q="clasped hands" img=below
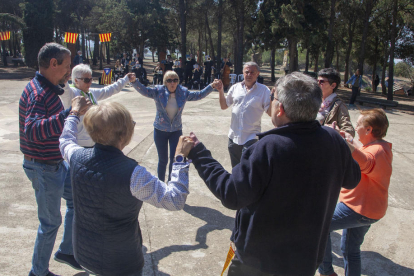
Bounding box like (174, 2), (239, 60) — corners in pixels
(175, 132), (200, 158)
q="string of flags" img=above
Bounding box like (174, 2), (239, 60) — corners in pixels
(64, 32), (112, 44)
(0, 31), (11, 41)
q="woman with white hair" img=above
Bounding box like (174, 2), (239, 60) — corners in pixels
(61, 64), (135, 147)
(59, 101), (193, 276)
(131, 70), (221, 182)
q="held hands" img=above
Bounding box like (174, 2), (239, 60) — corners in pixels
(175, 136), (195, 158)
(127, 73), (136, 83)
(71, 96), (92, 116)
(212, 79), (223, 91)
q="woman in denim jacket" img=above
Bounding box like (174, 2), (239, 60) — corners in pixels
(131, 70), (221, 181)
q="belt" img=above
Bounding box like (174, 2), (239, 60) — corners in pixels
(24, 155), (63, 165)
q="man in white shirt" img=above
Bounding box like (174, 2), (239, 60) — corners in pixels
(218, 62), (271, 167)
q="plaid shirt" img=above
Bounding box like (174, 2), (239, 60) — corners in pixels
(19, 72), (70, 160)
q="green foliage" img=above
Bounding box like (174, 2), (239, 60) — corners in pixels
(22, 0), (55, 68)
(394, 61), (414, 79)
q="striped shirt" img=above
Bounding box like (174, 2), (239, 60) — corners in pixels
(19, 72), (70, 160)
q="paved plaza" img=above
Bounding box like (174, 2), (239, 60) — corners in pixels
(0, 78), (413, 276)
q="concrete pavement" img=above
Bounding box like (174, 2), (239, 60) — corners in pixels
(0, 79), (413, 276)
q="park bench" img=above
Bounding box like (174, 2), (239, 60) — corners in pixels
(356, 96), (398, 110)
(12, 58), (25, 66)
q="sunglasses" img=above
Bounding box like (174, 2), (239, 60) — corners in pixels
(166, 78), (179, 83)
(270, 93), (279, 102)
(77, 78), (93, 84)
(318, 79), (328, 85)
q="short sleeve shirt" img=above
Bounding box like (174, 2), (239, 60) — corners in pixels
(226, 81), (271, 145)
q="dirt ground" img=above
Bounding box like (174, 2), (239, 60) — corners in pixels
(2, 59), (414, 115)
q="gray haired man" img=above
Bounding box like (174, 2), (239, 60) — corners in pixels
(217, 62), (271, 167)
(186, 72), (360, 276)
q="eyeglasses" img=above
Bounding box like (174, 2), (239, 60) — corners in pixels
(270, 93), (279, 102)
(166, 79), (179, 83)
(77, 78), (93, 84)
(318, 79), (328, 85)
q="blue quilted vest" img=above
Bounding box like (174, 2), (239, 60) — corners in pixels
(70, 143), (144, 275)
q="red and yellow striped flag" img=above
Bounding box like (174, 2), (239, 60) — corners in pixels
(101, 68), (112, 85)
(99, 33), (111, 43)
(0, 31), (11, 41)
(64, 32), (78, 44)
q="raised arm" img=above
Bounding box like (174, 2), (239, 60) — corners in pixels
(91, 74), (133, 101)
(186, 83), (214, 101)
(216, 79), (228, 110)
(131, 77), (158, 99)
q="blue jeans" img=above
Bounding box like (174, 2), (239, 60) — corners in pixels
(23, 159), (74, 276)
(153, 128), (182, 182)
(319, 202), (378, 276)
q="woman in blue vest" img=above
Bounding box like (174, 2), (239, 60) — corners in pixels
(131, 70), (220, 181)
(59, 101), (194, 276)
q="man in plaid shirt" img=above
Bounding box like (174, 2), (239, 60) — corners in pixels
(19, 42), (89, 276)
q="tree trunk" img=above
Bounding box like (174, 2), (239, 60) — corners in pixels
(216, 0), (223, 73)
(99, 42), (103, 70)
(179, 0), (186, 69)
(324, 0), (336, 68)
(288, 37), (298, 72)
(357, 0), (375, 75)
(305, 47), (309, 73)
(381, 45), (389, 95)
(344, 19), (355, 83)
(314, 51), (319, 73)
(335, 42), (340, 70)
(205, 9), (215, 64)
(93, 34), (99, 66)
(106, 43), (110, 64)
(235, 0), (244, 75)
(81, 22), (85, 62)
(387, 0), (398, 101)
(271, 48), (276, 82)
(371, 36), (379, 91)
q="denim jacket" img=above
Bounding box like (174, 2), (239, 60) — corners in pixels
(132, 81), (213, 132)
(346, 74), (362, 88)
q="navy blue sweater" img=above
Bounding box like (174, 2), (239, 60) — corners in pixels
(188, 121), (361, 276)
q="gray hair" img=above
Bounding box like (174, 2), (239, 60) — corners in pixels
(243, 62), (260, 72)
(275, 72), (322, 122)
(72, 64), (93, 84)
(38, 43), (71, 69)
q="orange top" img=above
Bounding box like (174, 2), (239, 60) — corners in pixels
(339, 140), (393, 220)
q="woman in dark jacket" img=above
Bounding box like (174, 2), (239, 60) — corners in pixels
(59, 100), (194, 276)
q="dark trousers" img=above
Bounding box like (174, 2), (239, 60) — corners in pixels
(154, 128), (182, 182)
(185, 71), (193, 85)
(228, 256), (276, 276)
(204, 72), (211, 85)
(349, 86), (359, 104)
(228, 138), (258, 168)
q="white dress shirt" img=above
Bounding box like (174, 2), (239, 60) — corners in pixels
(226, 81), (271, 145)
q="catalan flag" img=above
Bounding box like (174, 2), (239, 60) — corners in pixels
(101, 68), (112, 85)
(64, 32), (78, 44)
(99, 33), (111, 43)
(0, 31), (11, 41)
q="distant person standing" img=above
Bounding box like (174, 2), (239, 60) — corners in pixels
(165, 55), (174, 72)
(19, 42), (90, 276)
(346, 69), (362, 107)
(204, 55), (213, 86)
(374, 74), (380, 93)
(136, 52), (143, 67)
(2, 50), (9, 66)
(73, 51), (83, 66)
(121, 53), (130, 74)
(184, 54), (196, 86)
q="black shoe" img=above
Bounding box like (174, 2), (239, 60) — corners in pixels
(54, 252), (83, 271)
(29, 271), (61, 276)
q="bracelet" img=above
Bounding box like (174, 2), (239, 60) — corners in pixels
(69, 110), (80, 117)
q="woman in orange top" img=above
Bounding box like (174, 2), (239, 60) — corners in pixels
(319, 108), (392, 276)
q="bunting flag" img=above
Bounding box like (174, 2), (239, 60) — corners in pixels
(220, 243), (235, 276)
(64, 32), (78, 44)
(101, 68), (112, 85)
(0, 31), (11, 41)
(99, 33), (111, 43)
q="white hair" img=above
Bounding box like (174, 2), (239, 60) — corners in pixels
(72, 64), (92, 84)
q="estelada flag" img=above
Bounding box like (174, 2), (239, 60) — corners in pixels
(0, 31), (11, 41)
(64, 32), (78, 44)
(99, 33), (111, 43)
(101, 68), (112, 85)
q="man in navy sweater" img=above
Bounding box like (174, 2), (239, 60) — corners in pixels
(185, 72), (361, 276)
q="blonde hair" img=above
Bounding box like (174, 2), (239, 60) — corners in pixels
(163, 71), (179, 86)
(83, 102), (135, 148)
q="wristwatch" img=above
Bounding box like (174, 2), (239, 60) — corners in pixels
(69, 110), (80, 117)
(174, 154), (186, 163)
